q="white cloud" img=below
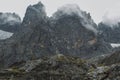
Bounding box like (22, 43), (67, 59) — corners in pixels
(52, 4), (98, 34)
(1, 13), (20, 22)
(0, 13), (21, 26)
(102, 12), (120, 27)
(102, 2), (120, 26)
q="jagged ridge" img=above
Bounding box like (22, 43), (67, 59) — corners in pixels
(0, 2), (112, 68)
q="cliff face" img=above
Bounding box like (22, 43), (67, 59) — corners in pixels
(0, 2), (112, 68)
(100, 50), (120, 65)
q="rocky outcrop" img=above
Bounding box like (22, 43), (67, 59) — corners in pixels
(0, 2), (112, 68)
(100, 50), (120, 65)
(0, 54), (89, 80)
(0, 54), (119, 80)
(87, 64), (120, 80)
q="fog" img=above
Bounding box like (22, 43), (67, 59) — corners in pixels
(52, 4), (98, 34)
(0, 13), (21, 25)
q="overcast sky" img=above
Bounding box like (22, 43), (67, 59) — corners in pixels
(0, 0), (120, 24)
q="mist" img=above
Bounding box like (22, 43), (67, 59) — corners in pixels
(0, 13), (21, 25)
(102, 12), (120, 27)
(53, 4), (98, 34)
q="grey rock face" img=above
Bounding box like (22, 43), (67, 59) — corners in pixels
(87, 64), (120, 80)
(22, 2), (47, 27)
(50, 12), (111, 58)
(0, 13), (21, 33)
(0, 2), (54, 68)
(0, 2), (112, 68)
(100, 50), (120, 65)
(98, 22), (120, 43)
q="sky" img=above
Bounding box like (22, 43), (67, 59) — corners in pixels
(0, 0), (120, 24)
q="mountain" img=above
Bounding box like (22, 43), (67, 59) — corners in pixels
(0, 13), (21, 33)
(98, 22), (120, 43)
(97, 16), (120, 67)
(0, 2), (112, 68)
(49, 4), (112, 58)
(0, 13), (21, 40)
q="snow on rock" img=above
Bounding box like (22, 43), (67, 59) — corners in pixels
(0, 30), (13, 40)
(111, 43), (120, 48)
(0, 13), (21, 25)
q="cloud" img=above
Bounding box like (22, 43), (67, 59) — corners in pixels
(0, 13), (21, 25)
(52, 4), (98, 34)
(102, 12), (120, 27)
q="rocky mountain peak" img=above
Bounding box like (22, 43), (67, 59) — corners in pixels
(22, 2), (47, 26)
(52, 4), (98, 34)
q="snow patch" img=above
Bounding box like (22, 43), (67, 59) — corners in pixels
(111, 43), (120, 48)
(0, 30), (13, 40)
